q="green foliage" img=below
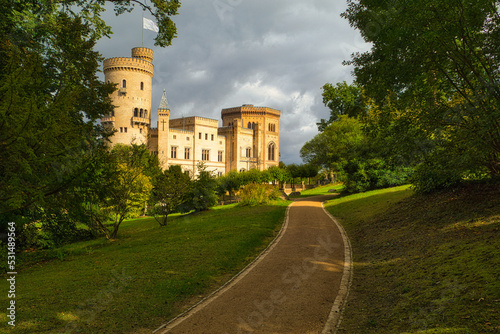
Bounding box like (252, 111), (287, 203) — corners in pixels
(0, 14), (115, 215)
(0, 0), (180, 240)
(342, 158), (412, 194)
(189, 163), (219, 212)
(301, 116), (411, 193)
(217, 171), (242, 197)
(149, 165), (192, 226)
(318, 81), (366, 131)
(268, 166), (291, 187)
(64, 144), (155, 239)
(239, 183), (282, 206)
(341, 0), (500, 190)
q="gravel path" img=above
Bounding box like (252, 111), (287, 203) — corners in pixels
(155, 195), (351, 334)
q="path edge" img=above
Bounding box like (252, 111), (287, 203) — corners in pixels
(153, 202), (293, 334)
(321, 203), (353, 334)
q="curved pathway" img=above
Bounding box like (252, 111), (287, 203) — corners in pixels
(154, 195), (352, 334)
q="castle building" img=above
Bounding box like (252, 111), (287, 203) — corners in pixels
(101, 47), (280, 176)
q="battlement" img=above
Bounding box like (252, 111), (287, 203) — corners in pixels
(103, 57), (154, 76)
(221, 105), (281, 118)
(132, 47), (153, 62)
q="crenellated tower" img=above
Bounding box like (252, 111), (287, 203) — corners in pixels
(101, 47), (154, 146)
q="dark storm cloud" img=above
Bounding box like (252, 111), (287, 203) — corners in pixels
(95, 0), (370, 164)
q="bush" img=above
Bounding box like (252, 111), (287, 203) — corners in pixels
(239, 183), (282, 206)
(342, 158), (411, 193)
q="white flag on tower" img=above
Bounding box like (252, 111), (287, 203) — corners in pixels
(143, 17), (159, 33)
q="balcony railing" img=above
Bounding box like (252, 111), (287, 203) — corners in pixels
(101, 116), (115, 123)
(132, 117), (150, 125)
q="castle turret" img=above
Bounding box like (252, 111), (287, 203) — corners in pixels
(101, 47), (154, 146)
(157, 90), (170, 168)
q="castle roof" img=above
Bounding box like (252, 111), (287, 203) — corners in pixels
(159, 90), (170, 109)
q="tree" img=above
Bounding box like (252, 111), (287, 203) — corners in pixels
(104, 162), (152, 238)
(217, 171), (242, 199)
(189, 163), (219, 212)
(342, 0), (500, 189)
(302, 163), (319, 185)
(301, 116), (365, 171)
(149, 165), (192, 227)
(0, 0), (180, 217)
(268, 166), (291, 189)
(286, 164), (301, 187)
(318, 82), (366, 131)
(301, 116), (411, 193)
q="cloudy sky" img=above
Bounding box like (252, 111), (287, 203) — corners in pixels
(95, 0), (370, 164)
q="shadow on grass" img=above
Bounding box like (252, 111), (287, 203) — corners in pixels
(328, 184), (500, 333)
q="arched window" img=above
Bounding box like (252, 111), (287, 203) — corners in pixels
(140, 109), (143, 117)
(140, 82), (144, 90)
(134, 108), (138, 117)
(252, 122), (256, 129)
(247, 122), (252, 129)
(122, 79), (126, 88)
(246, 147), (251, 158)
(144, 110), (148, 118)
(268, 142), (276, 161)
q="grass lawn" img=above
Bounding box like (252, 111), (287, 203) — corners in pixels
(289, 183), (344, 198)
(324, 184), (500, 333)
(0, 201), (290, 334)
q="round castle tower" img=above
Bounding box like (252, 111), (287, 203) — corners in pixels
(101, 47), (154, 146)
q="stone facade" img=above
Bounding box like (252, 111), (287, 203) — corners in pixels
(101, 48), (280, 176)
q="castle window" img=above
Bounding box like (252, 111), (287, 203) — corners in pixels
(173, 135), (177, 139)
(246, 148), (251, 158)
(122, 80), (126, 88)
(134, 108), (138, 117)
(252, 122), (256, 129)
(111, 110), (115, 117)
(171, 146), (177, 159)
(144, 110), (147, 118)
(247, 122), (252, 128)
(240, 168), (246, 172)
(140, 109), (143, 117)
(268, 143), (276, 161)
(218, 151), (223, 162)
(140, 82), (144, 90)
(120, 127), (123, 133)
(199, 132), (202, 139)
(202, 149), (210, 161)
(211, 134), (214, 141)
(268, 123), (276, 132)
(205, 133), (208, 140)
(185, 147), (190, 160)
(124, 127), (127, 133)
(186, 137), (190, 141)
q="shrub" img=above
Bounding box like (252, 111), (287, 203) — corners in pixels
(239, 183), (282, 206)
(342, 158), (412, 193)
